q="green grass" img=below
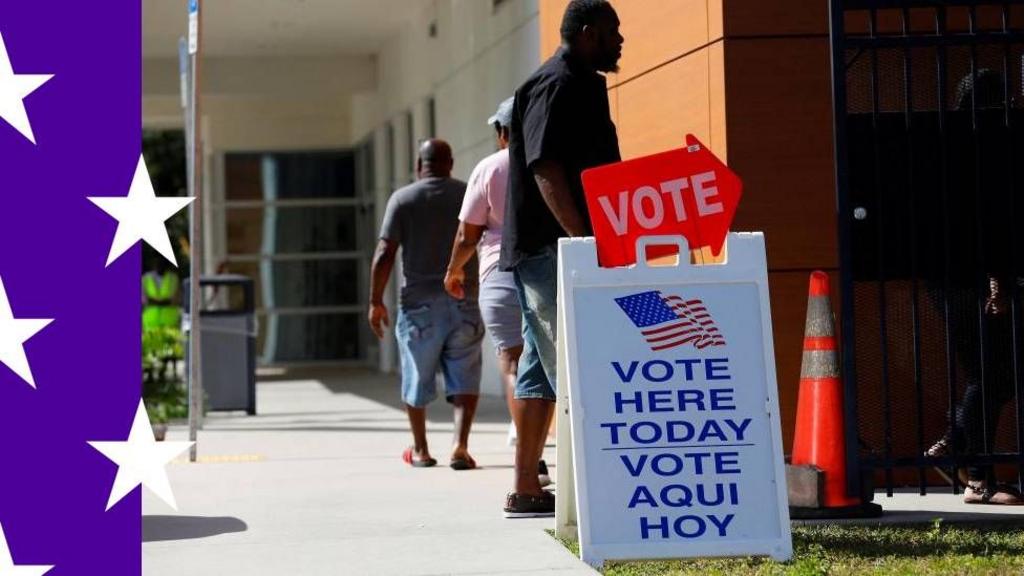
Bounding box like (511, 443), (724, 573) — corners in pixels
(550, 521), (1024, 575)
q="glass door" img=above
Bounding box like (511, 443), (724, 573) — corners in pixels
(220, 150), (375, 363)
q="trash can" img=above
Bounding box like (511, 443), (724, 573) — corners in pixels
(183, 274), (257, 415)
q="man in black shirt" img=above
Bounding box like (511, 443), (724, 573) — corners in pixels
(500, 0), (622, 518)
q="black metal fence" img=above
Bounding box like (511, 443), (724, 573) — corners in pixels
(830, 1), (1024, 498)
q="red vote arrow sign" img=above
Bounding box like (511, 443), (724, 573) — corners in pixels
(582, 134), (742, 268)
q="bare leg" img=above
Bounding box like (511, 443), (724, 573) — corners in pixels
(405, 404), (433, 463)
(513, 398), (553, 496)
(497, 345), (524, 426)
(451, 394), (479, 465)
(536, 401), (555, 463)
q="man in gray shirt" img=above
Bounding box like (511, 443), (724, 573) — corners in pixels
(369, 139), (484, 469)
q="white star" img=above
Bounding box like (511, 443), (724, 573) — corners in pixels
(0, 31), (53, 144)
(88, 155), (194, 267)
(88, 400), (193, 512)
(0, 277), (52, 389)
(0, 522), (53, 575)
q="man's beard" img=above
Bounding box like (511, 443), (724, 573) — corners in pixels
(598, 59), (620, 74)
(596, 48), (621, 73)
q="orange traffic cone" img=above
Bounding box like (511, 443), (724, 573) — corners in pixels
(789, 271), (881, 518)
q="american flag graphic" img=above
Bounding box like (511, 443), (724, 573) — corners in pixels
(615, 290), (726, 351)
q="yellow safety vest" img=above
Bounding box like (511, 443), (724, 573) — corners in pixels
(142, 272), (181, 331)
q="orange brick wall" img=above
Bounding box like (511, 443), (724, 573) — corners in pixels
(542, 0), (728, 159)
(539, 0), (837, 451)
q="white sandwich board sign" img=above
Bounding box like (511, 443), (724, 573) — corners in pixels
(558, 233), (792, 568)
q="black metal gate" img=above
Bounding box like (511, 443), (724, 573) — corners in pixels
(830, 1), (1024, 498)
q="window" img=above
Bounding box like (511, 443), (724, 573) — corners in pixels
(386, 122), (396, 189)
(225, 152), (355, 200)
(426, 97), (436, 138)
(221, 150), (375, 363)
(405, 110), (416, 181)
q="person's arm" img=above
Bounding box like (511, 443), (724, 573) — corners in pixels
(368, 238), (398, 339)
(445, 222), (486, 300)
(985, 274), (1007, 316)
(532, 159), (588, 237)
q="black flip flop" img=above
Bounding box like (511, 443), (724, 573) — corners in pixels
(449, 457), (476, 471)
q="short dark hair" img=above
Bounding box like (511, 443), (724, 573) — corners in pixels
(560, 0), (612, 44)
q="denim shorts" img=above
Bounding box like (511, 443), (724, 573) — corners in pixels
(396, 294), (485, 407)
(479, 270), (524, 353)
(512, 245), (558, 402)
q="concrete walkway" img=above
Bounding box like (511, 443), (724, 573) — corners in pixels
(142, 368), (1024, 574)
(142, 368), (595, 576)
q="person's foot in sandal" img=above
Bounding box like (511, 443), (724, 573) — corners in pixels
(964, 480), (1024, 505)
(402, 446), (437, 468)
(449, 447), (477, 471)
(925, 434), (969, 486)
(503, 491), (555, 518)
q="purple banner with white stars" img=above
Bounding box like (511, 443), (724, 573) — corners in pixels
(1, 3), (142, 574)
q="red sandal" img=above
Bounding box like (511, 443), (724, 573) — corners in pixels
(402, 447), (436, 468)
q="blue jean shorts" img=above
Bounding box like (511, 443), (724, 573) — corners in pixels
(396, 294), (485, 408)
(512, 245), (558, 402)
(479, 270), (524, 353)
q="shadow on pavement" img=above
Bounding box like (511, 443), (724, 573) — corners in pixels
(256, 367), (514, 425)
(143, 515), (248, 543)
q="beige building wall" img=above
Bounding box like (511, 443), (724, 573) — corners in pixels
(143, 55), (375, 150)
(351, 0), (541, 180)
(141, 1), (548, 393)
(140, 0), (546, 395)
(353, 0), (543, 393)
(143, 54), (377, 284)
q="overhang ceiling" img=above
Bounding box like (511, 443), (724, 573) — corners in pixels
(144, 0), (426, 58)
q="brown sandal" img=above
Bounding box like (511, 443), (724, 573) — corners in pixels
(964, 481), (1024, 505)
(503, 491), (555, 518)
